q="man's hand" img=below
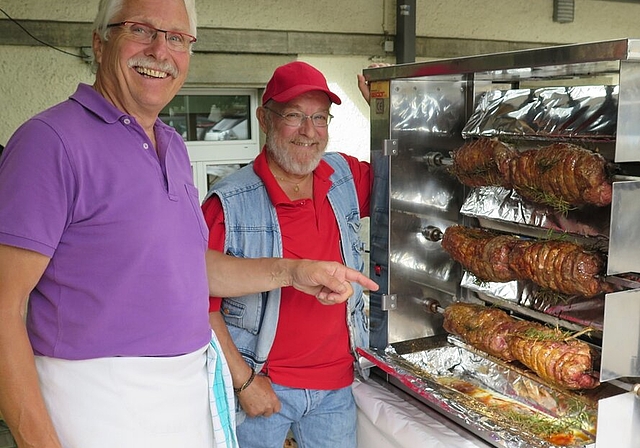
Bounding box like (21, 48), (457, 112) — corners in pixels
(357, 73), (371, 104)
(237, 374), (281, 418)
(290, 260), (379, 305)
(207, 250), (378, 302)
(357, 63), (392, 104)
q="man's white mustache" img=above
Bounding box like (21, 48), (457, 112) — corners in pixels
(128, 57), (178, 78)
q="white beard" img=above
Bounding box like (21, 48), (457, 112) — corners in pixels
(265, 131), (326, 176)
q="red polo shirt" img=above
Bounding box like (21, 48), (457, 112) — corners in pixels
(202, 150), (370, 389)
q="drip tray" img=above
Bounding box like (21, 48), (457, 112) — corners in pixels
(359, 335), (619, 448)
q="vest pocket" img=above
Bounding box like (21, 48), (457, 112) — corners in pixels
(220, 295), (263, 335)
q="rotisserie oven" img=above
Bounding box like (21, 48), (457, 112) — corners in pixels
(362, 38), (640, 448)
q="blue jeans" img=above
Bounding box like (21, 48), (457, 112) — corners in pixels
(236, 383), (356, 448)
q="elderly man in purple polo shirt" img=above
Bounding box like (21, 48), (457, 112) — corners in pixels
(0, 1), (377, 447)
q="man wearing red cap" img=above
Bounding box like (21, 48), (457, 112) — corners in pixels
(202, 61), (372, 448)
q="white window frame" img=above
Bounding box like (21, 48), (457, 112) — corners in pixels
(173, 87), (261, 202)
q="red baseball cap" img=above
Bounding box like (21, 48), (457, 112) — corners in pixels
(262, 61), (342, 106)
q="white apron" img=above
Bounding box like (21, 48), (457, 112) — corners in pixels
(35, 334), (237, 448)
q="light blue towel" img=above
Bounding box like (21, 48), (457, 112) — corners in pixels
(207, 332), (238, 448)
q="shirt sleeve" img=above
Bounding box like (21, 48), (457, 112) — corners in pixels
(340, 153), (372, 218)
(201, 194), (226, 312)
(0, 119), (73, 256)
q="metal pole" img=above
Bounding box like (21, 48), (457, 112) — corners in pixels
(396, 0), (416, 63)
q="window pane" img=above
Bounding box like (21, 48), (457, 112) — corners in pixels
(160, 94), (252, 142)
(206, 163), (246, 191)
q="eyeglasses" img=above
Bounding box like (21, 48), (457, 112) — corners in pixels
(264, 106), (333, 127)
(106, 21), (197, 53)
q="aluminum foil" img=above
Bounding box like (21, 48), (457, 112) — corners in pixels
(460, 271), (519, 303)
(358, 336), (600, 448)
(460, 186), (611, 238)
(391, 83), (463, 136)
(458, 184), (611, 330)
(460, 271), (605, 331)
(461, 86), (618, 140)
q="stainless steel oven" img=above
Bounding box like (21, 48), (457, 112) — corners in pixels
(361, 38), (640, 448)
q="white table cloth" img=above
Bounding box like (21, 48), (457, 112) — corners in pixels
(353, 378), (492, 448)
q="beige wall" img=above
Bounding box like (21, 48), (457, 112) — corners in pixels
(2, 0), (640, 154)
(5, 1), (640, 41)
(4, 0), (640, 41)
(1, 46), (95, 144)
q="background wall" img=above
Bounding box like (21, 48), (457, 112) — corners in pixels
(1, 0), (640, 159)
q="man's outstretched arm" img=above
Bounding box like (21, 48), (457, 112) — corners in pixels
(206, 249), (378, 303)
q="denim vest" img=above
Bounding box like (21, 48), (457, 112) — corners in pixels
(207, 152), (369, 378)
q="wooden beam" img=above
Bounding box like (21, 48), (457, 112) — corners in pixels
(0, 19), (552, 59)
(0, 19), (93, 47)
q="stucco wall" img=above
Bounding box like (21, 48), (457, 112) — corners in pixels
(2, 0), (640, 154)
(4, 1), (640, 41)
(0, 46), (95, 143)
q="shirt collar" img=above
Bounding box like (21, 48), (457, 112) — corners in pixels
(70, 83), (173, 133)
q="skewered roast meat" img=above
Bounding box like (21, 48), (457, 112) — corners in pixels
(441, 301), (529, 360)
(443, 302), (599, 390)
(509, 239), (606, 297)
(508, 322), (599, 390)
(449, 138), (612, 208)
(440, 226), (518, 283)
(441, 225), (608, 297)
(450, 138), (516, 188)
(508, 143), (612, 207)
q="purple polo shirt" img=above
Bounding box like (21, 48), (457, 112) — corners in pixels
(0, 84), (211, 359)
